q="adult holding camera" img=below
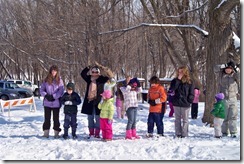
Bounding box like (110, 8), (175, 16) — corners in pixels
(214, 60), (240, 138)
(80, 62), (114, 139)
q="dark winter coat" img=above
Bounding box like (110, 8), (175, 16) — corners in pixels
(80, 67), (109, 115)
(210, 100), (226, 119)
(60, 92), (82, 114)
(169, 78), (194, 107)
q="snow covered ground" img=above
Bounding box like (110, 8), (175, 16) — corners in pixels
(0, 97), (240, 160)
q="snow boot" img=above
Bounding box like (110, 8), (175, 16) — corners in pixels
(63, 129), (69, 140)
(146, 133), (153, 138)
(72, 129), (77, 139)
(95, 128), (101, 138)
(125, 129), (133, 139)
(87, 128), (94, 139)
(132, 129), (140, 139)
(54, 130), (60, 139)
(43, 130), (49, 138)
(89, 128), (94, 136)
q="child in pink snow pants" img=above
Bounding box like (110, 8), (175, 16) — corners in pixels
(98, 90), (115, 141)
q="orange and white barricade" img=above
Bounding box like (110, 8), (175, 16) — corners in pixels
(0, 96), (36, 117)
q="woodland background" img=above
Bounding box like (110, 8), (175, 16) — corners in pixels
(0, 0), (241, 125)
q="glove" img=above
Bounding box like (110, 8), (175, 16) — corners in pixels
(108, 119), (112, 124)
(64, 101), (73, 105)
(155, 98), (161, 104)
(148, 99), (156, 106)
(45, 94), (55, 102)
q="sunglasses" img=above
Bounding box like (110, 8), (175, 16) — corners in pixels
(92, 71), (99, 74)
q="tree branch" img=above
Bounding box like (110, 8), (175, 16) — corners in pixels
(99, 23), (209, 37)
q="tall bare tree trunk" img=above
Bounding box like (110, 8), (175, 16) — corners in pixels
(202, 0), (239, 125)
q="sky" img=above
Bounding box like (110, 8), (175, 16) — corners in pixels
(0, 96), (240, 161)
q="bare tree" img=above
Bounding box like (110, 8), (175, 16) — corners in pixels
(202, 0), (240, 126)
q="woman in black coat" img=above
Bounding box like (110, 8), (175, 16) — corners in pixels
(80, 63), (113, 139)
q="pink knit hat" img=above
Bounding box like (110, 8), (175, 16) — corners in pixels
(100, 90), (112, 99)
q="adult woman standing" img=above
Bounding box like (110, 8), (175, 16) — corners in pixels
(40, 65), (64, 138)
(80, 62), (114, 139)
(168, 66), (194, 138)
(214, 61), (240, 138)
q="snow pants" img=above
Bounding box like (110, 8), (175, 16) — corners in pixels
(174, 106), (190, 137)
(221, 99), (238, 135)
(213, 117), (224, 137)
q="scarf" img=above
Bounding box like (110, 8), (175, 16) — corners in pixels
(88, 76), (98, 101)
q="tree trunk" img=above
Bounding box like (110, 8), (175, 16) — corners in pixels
(202, 0), (239, 125)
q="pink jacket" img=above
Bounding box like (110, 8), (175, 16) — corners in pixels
(193, 89), (200, 103)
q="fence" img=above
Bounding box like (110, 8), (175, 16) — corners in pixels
(0, 96), (36, 117)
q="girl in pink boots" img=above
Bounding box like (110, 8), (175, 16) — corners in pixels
(120, 76), (142, 139)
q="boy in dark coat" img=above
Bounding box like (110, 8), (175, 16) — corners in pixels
(60, 82), (81, 139)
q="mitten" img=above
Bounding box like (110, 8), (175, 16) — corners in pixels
(135, 78), (140, 87)
(108, 119), (112, 124)
(155, 98), (161, 104)
(132, 82), (138, 88)
(45, 94), (55, 102)
(64, 101), (73, 105)
(148, 99), (156, 106)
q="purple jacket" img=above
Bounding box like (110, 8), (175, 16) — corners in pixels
(40, 79), (64, 108)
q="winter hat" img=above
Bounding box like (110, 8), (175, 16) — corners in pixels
(100, 90), (112, 99)
(215, 93), (224, 101)
(66, 82), (75, 90)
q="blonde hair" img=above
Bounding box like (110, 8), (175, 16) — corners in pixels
(176, 66), (192, 84)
